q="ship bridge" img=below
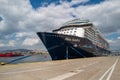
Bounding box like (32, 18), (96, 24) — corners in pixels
(52, 18), (93, 38)
(53, 18), (93, 32)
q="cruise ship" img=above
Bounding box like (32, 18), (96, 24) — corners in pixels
(37, 19), (110, 60)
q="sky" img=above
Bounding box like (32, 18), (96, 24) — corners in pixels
(0, 0), (120, 51)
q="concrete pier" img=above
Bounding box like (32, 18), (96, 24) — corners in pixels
(0, 56), (120, 80)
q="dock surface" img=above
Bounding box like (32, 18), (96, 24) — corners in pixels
(0, 56), (120, 80)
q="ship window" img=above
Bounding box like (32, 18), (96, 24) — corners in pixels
(73, 33), (76, 36)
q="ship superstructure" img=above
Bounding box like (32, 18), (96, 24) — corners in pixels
(37, 19), (110, 60)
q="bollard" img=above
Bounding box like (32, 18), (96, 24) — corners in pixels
(1, 62), (6, 65)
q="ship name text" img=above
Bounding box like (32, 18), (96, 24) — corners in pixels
(65, 38), (80, 42)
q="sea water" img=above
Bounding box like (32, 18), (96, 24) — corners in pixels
(0, 54), (51, 64)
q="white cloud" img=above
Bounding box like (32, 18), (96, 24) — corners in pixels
(109, 39), (120, 50)
(15, 32), (27, 37)
(8, 40), (16, 47)
(117, 37), (120, 40)
(70, 0), (89, 5)
(0, 0), (32, 34)
(15, 32), (33, 38)
(0, 40), (16, 47)
(0, 20), (5, 31)
(0, 41), (5, 47)
(22, 38), (39, 46)
(107, 39), (115, 44)
(0, 0), (120, 50)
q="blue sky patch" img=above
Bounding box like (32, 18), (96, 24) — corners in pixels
(30, 0), (62, 9)
(106, 33), (120, 40)
(30, 0), (105, 9)
(85, 0), (105, 5)
(71, 0), (105, 7)
(0, 16), (2, 22)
